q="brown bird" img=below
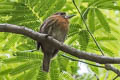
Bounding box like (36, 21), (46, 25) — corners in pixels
(37, 12), (75, 72)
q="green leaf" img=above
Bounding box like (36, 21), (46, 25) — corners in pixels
(95, 0), (117, 6)
(78, 30), (89, 50)
(0, 33), (9, 42)
(24, 68), (38, 80)
(69, 61), (78, 75)
(95, 36), (117, 41)
(98, 5), (120, 10)
(50, 59), (60, 80)
(10, 60), (40, 75)
(57, 54), (69, 71)
(88, 8), (95, 33)
(0, 2), (40, 28)
(0, 68), (13, 75)
(43, 0), (66, 20)
(59, 72), (74, 80)
(95, 9), (110, 32)
(69, 24), (81, 36)
(88, 44), (114, 56)
(37, 66), (48, 80)
(100, 46), (115, 56)
(2, 34), (19, 51)
(82, 7), (90, 21)
(14, 51), (43, 59)
(89, 65), (99, 74)
(66, 34), (78, 45)
(15, 73), (25, 80)
(3, 57), (27, 64)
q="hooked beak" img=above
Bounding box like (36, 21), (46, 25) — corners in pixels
(65, 14), (75, 19)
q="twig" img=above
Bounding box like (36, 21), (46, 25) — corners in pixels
(94, 74), (99, 80)
(112, 75), (119, 80)
(104, 71), (109, 80)
(105, 64), (120, 77)
(72, 0), (104, 56)
(61, 54), (105, 68)
(72, 0), (120, 78)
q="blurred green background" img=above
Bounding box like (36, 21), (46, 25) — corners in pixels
(0, 0), (120, 80)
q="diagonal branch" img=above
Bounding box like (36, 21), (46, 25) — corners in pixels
(61, 54), (105, 68)
(72, 0), (104, 56)
(1, 23), (120, 76)
(0, 24), (120, 75)
(0, 23), (120, 64)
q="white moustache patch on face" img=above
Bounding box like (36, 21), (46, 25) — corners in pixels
(65, 15), (75, 19)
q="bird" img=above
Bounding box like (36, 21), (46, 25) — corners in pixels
(37, 12), (75, 72)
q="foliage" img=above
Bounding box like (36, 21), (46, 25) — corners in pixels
(0, 0), (120, 80)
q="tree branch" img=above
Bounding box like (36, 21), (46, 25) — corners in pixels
(1, 24), (120, 76)
(0, 24), (120, 64)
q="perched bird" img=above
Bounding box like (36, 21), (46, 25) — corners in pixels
(37, 12), (75, 72)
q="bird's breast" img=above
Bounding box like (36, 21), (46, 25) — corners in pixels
(52, 15), (69, 31)
(52, 19), (69, 42)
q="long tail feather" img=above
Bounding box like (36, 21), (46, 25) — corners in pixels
(42, 54), (51, 72)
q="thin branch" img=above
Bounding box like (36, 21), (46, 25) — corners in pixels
(105, 64), (120, 76)
(61, 54), (105, 68)
(113, 75), (119, 80)
(104, 71), (109, 80)
(72, 0), (104, 56)
(94, 74), (99, 80)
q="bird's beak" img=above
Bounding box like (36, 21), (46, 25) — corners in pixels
(65, 14), (75, 19)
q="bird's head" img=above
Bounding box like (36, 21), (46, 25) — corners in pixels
(54, 12), (75, 19)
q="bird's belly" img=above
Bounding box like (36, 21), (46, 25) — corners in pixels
(42, 27), (67, 55)
(52, 28), (67, 42)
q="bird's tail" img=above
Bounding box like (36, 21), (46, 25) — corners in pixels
(43, 54), (51, 72)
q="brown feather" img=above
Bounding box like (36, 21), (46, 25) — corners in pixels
(37, 12), (70, 72)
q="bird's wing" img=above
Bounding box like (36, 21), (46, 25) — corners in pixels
(40, 17), (57, 34)
(37, 17), (57, 50)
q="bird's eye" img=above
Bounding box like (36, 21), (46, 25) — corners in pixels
(60, 13), (66, 15)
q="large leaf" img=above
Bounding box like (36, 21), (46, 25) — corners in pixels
(2, 57), (27, 64)
(98, 5), (120, 10)
(95, 9), (110, 32)
(2, 34), (19, 51)
(10, 60), (40, 75)
(68, 24), (81, 37)
(42, 0), (66, 20)
(50, 59), (60, 80)
(78, 30), (89, 50)
(14, 51), (43, 60)
(57, 54), (69, 71)
(59, 72), (74, 80)
(88, 8), (95, 33)
(89, 0), (117, 6)
(24, 68), (38, 80)
(37, 66), (48, 80)
(0, 68), (13, 75)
